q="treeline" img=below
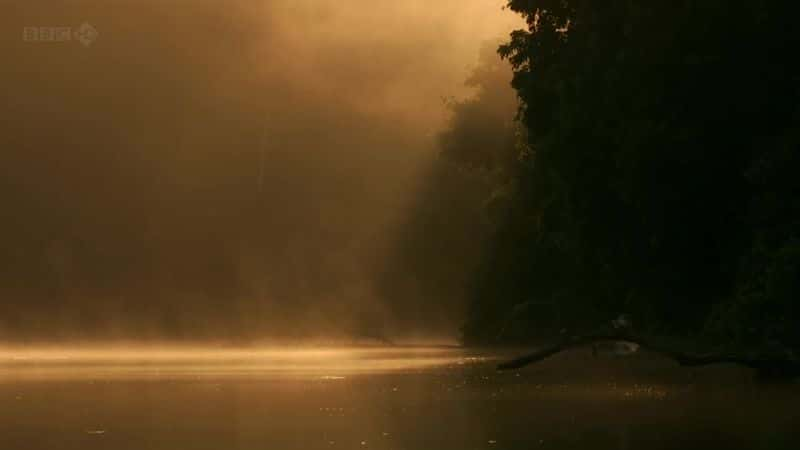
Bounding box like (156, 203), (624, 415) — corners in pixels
(394, 1), (800, 347)
(376, 43), (519, 336)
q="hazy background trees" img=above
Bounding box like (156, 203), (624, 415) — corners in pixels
(0, 0), (521, 342)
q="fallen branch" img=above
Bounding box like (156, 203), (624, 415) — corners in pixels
(497, 325), (800, 378)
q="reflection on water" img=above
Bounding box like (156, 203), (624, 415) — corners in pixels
(0, 347), (798, 450)
(0, 347), (478, 380)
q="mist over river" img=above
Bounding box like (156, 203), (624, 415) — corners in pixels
(1, 347), (798, 450)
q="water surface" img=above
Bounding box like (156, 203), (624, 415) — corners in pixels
(1, 347), (798, 449)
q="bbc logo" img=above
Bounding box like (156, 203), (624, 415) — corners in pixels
(23, 27), (72, 42)
(23, 23), (98, 47)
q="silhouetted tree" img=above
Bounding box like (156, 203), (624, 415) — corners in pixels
(461, 1), (800, 347)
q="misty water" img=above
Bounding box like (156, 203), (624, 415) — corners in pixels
(1, 347), (799, 450)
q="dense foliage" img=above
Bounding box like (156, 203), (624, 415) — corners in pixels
(458, 1), (800, 346)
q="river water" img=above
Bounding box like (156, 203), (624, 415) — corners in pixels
(0, 346), (798, 449)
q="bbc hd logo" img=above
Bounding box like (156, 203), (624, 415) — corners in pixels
(23, 22), (99, 47)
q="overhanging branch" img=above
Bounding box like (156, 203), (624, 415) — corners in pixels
(497, 326), (800, 378)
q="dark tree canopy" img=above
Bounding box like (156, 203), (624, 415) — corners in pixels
(459, 1), (800, 347)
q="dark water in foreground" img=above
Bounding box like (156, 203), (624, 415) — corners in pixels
(1, 347), (798, 450)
